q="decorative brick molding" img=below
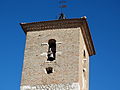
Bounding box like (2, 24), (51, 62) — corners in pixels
(21, 83), (80, 90)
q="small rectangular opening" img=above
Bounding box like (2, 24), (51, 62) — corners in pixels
(46, 67), (53, 74)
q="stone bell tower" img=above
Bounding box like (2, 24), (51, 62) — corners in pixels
(20, 16), (95, 90)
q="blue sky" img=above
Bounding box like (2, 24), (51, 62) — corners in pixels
(0, 0), (120, 90)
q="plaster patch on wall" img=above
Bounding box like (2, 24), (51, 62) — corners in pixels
(40, 52), (62, 57)
(40, 52), (47, 56)
(21, 83), (80, 90)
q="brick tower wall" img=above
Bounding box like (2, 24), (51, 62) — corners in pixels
(20, 27), (89, 90)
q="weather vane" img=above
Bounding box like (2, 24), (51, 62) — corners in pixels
(58, 0), (67, 19)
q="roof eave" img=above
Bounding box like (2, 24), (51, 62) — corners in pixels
(20, 18), (96, 56)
